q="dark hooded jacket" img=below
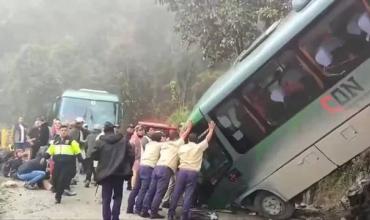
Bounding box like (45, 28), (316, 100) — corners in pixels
(17, 154), (47, 175)
(91, 132), (133, 183)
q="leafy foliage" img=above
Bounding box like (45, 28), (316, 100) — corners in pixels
(157, 0), (290, 63)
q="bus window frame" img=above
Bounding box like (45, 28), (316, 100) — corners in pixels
(298, 0), (369, 79)
(295, 54), (324, 89)
(217, 44), (325, 154)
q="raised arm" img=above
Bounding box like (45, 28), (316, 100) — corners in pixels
(205, 121), (216, 143)
(180, 121), (193, 140)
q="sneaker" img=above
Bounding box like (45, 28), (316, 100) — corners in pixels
(64, 189), (77, 196)
(150, 213), (165, 219)
(55, 198), (61, 204)
(84, 180), (90, 188)
(139, 211), (150, 218)
(24, 183), (37, 190)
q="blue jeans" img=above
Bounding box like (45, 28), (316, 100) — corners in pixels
(17, 170), (46, 185)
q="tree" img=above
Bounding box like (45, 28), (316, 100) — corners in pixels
(157, 0), (290, 64)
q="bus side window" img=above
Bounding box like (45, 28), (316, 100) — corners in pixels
(299, 0), (370, 83)
(242, 50), (322, 130)
(212, 98), (266, 154)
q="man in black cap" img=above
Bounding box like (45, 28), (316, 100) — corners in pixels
(91, 121), (134, 220)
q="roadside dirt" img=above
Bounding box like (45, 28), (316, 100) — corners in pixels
(0, 176), (263, 220)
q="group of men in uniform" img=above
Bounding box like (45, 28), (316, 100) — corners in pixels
(127, 121), (215, 220)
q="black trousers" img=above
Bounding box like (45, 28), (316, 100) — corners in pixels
(101, 175), (124, 220)
(85, 158), (95, 182)
(53, 160), (74, 201)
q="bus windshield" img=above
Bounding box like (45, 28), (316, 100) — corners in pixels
(59, 97), (118, 127)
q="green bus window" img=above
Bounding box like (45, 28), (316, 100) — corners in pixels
(242, 50), (322, 128)
(211, 98), (266, 154)
(300, 0), (370, 82)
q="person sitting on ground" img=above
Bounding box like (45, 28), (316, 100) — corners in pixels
(17, 151), (47, 190)
(3, 150), (26, 178)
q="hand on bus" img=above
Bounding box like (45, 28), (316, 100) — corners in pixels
(208, 121), (216, 130)
(205, 121), (216, 143)
(180, 121), (193, 139)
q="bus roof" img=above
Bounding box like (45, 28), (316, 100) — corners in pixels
(190, 0), (335, 123)
(62, 89), (120, 102)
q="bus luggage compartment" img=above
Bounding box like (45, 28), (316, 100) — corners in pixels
(256, 145), (336, 201)
(316, 106), (370, 166)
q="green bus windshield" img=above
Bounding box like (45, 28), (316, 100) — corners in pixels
(58, 97), (119, 127)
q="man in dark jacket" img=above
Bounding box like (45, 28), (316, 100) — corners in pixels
(91, 122), (134, 220)
(84, 124), (102, 187)
(17, 152), (47, 190)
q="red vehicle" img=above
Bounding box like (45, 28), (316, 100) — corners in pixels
(137, 121), (177, 137)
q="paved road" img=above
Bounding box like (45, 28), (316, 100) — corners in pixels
(0, 177), (264, 220)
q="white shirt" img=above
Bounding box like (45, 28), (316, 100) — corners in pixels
(156, 139), (185, 172)
(178, 140), (209, 172)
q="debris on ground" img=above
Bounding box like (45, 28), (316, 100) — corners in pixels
(1, 180), (19, 188)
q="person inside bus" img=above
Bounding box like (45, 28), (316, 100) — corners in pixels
(314, 10), (370, 75)
(279, 68), (308, 116)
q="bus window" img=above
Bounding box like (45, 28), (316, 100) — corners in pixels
(242, 50), (322, 128)
(211, 98), (266, 154)
(300, 0), (370, 81)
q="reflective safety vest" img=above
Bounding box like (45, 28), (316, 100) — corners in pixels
(47, 138), (81, 157)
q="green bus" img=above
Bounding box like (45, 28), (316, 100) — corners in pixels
(189, 0), (370, 219)
(50, 89), (123, 129)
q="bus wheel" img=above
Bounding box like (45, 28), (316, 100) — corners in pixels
(254, 191), (295, 220)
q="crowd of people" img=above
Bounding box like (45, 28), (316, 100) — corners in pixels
(2, 116), (216, 220)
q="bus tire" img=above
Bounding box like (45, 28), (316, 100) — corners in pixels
(254, 191), (295, 220)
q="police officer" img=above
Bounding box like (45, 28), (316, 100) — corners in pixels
(45, 124), (83, 204)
